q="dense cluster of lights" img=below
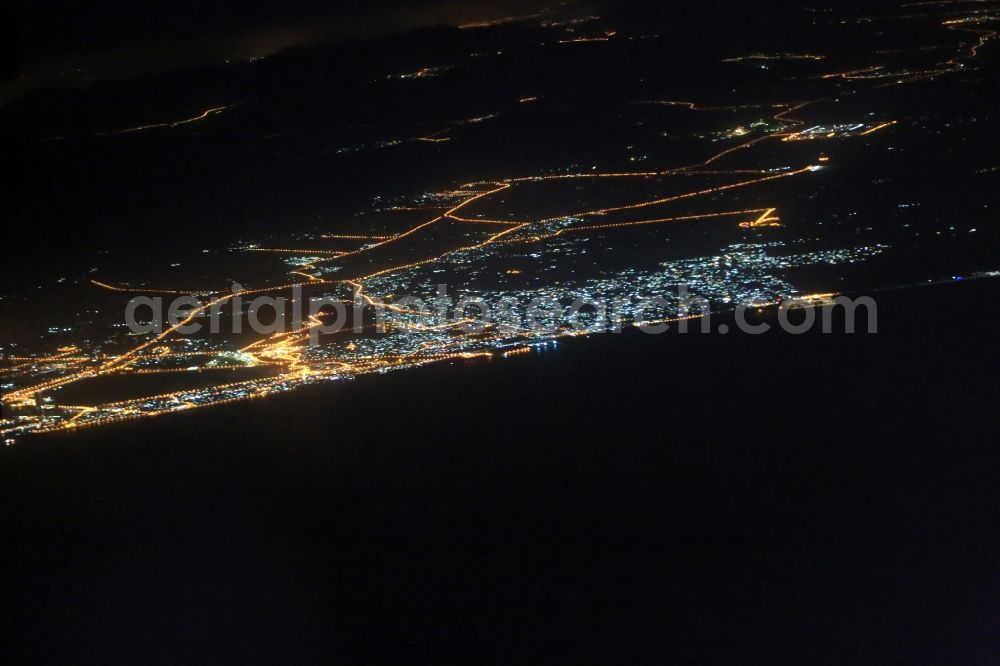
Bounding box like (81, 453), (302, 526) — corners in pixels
(4, 5), (997, 443)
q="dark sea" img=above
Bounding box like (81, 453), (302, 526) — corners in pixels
(3, 280), (999, 665)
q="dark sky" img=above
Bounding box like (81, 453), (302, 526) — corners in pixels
(5, 0), (574, 84)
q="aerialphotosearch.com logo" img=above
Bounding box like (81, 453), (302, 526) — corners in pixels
(123, 283), (877, 344)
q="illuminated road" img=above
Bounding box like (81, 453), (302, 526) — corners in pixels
(97, 104), (237, 136)
(3, 6), (996, 441)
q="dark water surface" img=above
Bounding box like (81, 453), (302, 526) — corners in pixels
(3, 281), (999, 665)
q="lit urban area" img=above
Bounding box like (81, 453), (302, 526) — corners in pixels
(5, 1), (1000, 663)
(3, 1), (998, 443)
